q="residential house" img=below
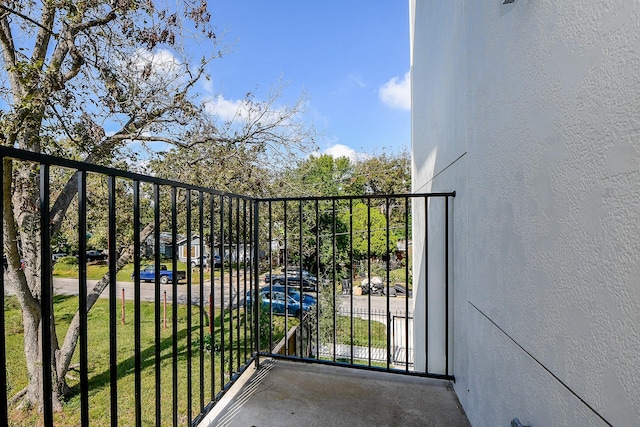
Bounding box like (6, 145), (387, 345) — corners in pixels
(177, 235), (204, 264)
(143, 232), (177, 259)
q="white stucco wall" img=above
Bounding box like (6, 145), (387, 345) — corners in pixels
(410, 1), (640, 426)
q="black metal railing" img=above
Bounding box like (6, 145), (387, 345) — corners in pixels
(0, 146), (258, 426)
(0, 146), (455, 426)
(254, 193), (455, 380)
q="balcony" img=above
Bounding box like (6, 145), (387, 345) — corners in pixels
(202, 358), (469, 426)
(0, 146), (460, 426)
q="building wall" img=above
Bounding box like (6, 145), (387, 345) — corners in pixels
(410, 1), (640, 426)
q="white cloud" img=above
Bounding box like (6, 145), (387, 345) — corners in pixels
(379, 71), (411, 110)
(130, 48), (184, 78)
(204, 94), (292, 128)
(321, 144), (367, 162)
(204, 95), (252, 121)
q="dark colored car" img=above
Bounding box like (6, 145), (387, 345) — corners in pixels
(264, 269), (318, 291)
(284, 267), (315, 278)
(258, 284), (317, 306)
(246, 290), (316, 317)
(212, 255), (222, 267)
(86, 250), (107, 262)
(52, 253), (68, 262)
(191, 254), (222, 268)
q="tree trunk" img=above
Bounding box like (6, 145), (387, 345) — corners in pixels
(5, 160), (64, 411)
(5, 150), (160, 414)
(55, 222), (155, 381)
(20, 302), (63, 412)
(22, 306), (43, 410)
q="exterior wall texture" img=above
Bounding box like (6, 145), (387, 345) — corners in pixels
(410, 1), (640, 426)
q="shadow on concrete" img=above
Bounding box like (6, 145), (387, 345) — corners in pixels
(202, 358), (470, 427)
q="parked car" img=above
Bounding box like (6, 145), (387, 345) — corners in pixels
(246, 290), (316, 317)
(191, 255), (207, 267)
(264, 268), (318, 291)
(86, 250), (107, 262)
(52, 253), (68, 262)
(191, 254), (222, 268)
(136, 264), (186, 284)
(284, 267), (318, 283)
(257, 284), (317, 306)
(3, 255), (25, 270)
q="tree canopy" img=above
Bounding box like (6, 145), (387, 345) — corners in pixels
(0, 0), (315, 413)
(0, 0), (409, 416)
(276, 150), (410, 198)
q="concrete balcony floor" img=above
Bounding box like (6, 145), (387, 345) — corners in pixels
(201, 358), (470, 427)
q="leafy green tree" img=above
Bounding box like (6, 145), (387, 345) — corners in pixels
(350, 150), (411, 245)
(269, 152), (409, 275)
(344, 201), (399, 259)
(0, 1), (314, 412)
(277, 153), (354, 197)
(350, 150), (411, 195)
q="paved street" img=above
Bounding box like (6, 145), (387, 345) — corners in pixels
(3, 274), (246, 309)
(4, 274), (414, 315)
(52, 276), (245, 308)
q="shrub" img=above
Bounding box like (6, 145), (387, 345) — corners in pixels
(57, 255), (79, 266)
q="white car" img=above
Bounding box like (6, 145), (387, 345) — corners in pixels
(52, 253), (68, 262)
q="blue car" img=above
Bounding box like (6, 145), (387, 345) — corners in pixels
(246, 290), (316, 317)
(259, 284), (317, 306)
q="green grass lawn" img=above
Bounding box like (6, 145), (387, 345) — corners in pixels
(314, 313), (389, 368)
(4, 295), (276, 426)
(334, 315), (387, 348)
(10, 262), (389, 423)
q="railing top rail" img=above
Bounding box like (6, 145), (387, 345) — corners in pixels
(0, 145), (254, 201)
(0, 146), (456, 202)
(258, 192), (456, 203)
(0, 145), (456, 202)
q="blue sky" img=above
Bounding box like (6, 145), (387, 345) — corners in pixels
(202, 1), (411, 160)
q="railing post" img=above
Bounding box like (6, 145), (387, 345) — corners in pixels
(186, 189), (192, 423)
(40, 163), (54, 425)
(209, 193), (216, 403)
(0, 157), (6, 426)
(198, 191), (205, 412)
(153, 183), (162, 425)
(219, 195), (226, 392)
(253, 200), (260, 369)
(171, 187), (179, 426)
(424, 195), (429, 373)
(445, 193), (455, 376)
(108, 175), (118, 425)
(133, 180), (142, 427)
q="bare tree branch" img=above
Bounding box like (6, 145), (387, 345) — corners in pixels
(31, 4), (57, 65)
(0, 4), (58, 37)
